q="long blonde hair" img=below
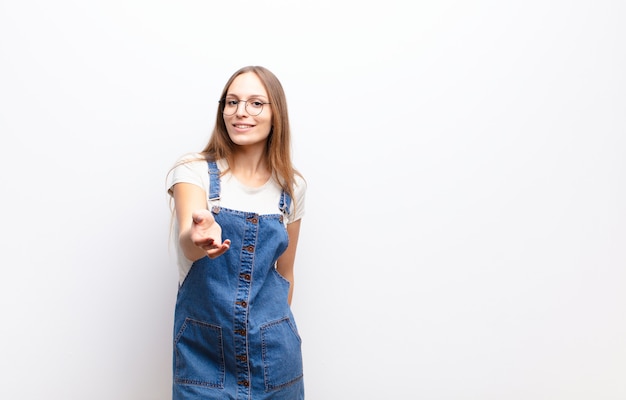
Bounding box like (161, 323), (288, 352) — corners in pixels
(167, 66), (302, 212)
(200, 65), (301, 202)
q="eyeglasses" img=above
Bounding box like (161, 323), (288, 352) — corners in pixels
(220, 98), (271, 116)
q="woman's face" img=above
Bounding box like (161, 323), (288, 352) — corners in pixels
(223, 72), (273, 148)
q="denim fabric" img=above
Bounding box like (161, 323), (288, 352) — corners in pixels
(172, 161), (304, 399)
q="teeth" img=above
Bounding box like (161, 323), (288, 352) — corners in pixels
(235, 125), (252, 128)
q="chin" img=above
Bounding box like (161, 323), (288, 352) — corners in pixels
(229, 134), (270, 147)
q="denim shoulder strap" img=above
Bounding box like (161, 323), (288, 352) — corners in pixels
(207, 160), (221, 203)
(279, 190), (292, 216)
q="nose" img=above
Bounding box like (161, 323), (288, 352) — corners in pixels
(235, 100), (248, 116)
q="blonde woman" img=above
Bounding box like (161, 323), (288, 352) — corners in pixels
(166, 66), (306, 399)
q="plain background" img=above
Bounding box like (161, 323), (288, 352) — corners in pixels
(1, 1), (625, 399)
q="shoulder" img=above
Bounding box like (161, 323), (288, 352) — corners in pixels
(170, 153), (210, 177)
(287, 172), (307, 222)
(293, 173), (307, 199)
(175, 152), (208, 166)
(166, 153), (210, 193)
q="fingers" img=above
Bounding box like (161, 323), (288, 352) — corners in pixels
(195, 237), (215, 249)
(207, 239), (231, 259)
(198, 238), (230, 253)
(190, 209), (230, 258)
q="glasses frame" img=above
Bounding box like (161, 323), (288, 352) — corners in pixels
(219, 98), (271, 116)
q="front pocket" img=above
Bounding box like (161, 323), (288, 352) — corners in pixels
(261, 317), (303, 391)
(174, 318), (225, 388)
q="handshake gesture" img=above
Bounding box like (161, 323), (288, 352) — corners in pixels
(191, 209), (231, 258)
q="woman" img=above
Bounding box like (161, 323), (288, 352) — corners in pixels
(166, 66), (306, 399)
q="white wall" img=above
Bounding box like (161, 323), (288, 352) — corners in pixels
(1, 1), (625, 399)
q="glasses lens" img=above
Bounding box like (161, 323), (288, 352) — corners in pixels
(221, 99), (236, 115)
(221, 99), (265, 116)
(245, 100), (264, 116)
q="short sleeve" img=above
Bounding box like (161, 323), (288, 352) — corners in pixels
(166, 153), (209, 196)
(289, 174), (307, 223)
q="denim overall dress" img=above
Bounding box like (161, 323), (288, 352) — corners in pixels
(172, 161), (304, 400)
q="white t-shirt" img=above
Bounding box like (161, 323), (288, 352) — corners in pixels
(166, 153), (306, 283)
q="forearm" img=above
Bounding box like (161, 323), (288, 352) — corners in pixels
(178, 227), (207, 262)
(172, 183), (229, 260)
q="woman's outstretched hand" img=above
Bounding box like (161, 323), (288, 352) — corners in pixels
(191, 209), (231, 258)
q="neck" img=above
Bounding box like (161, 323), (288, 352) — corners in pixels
(229, 147), (271, 187)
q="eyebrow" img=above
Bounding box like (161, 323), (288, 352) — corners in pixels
(225, 93), (268, 100)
